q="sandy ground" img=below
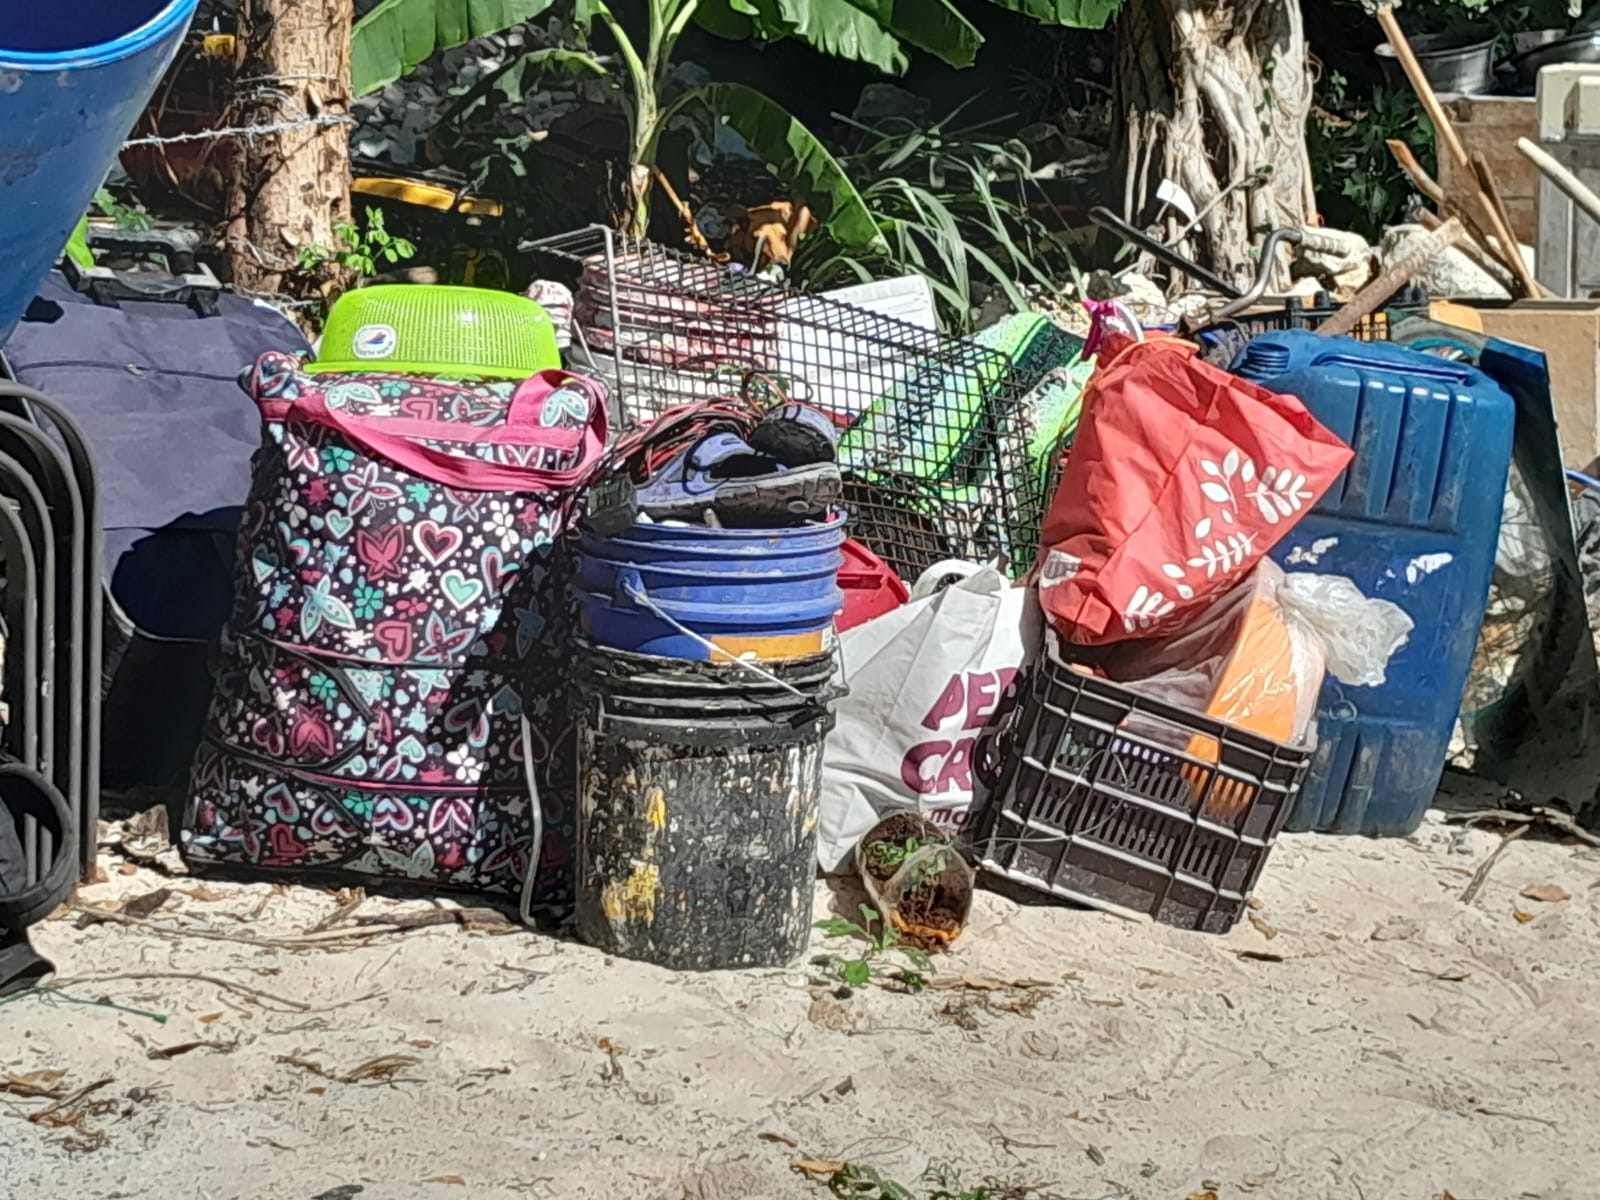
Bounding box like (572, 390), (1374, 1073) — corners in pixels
(3, 804), (1599, 1200)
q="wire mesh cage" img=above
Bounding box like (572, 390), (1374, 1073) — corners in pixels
(527, 225), (1047, 580)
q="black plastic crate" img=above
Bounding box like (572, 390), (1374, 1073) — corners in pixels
(975, 635), (1310, 933)
(1222, 285), (1431, 343)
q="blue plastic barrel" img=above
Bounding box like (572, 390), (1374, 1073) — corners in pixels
(0, 0), (200, 344)
(1235, 330), (1515, 836)
(578, 516), (846, 661)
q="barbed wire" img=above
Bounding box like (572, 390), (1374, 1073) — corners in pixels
(122, 112), (353, 149)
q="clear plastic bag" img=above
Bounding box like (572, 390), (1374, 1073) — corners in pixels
(1098, 560), (1413, 750)
(1278, 571), (1414, 689)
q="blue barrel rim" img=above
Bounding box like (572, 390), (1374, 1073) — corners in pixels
(580, 532), (845, 556)
(581, 590), (838, 629)
(581, 510), (847, 546)
(0, 0), (199, 70)
(579, 560), (851, 588)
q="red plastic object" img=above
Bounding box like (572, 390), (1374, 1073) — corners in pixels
(1037, 335), (1352, 646)
(837, 538), (910, 632)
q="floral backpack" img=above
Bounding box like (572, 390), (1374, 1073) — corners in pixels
(181, 351), (608, 907)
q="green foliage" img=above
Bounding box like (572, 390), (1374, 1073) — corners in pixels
(664, 83), (884, 250)
(351, 0), (558, 96)
(691, 0), (1119, 77)
(352, 0), (1106, 287)
(787, 109), (1078, 332)
(1308, 72), (1436, 242)
(297, 207), (418, 276)
(828, 1162), (1022, 1200)
(814, 904), (934, 993)
(1380, 0), (1577, 41)
(867, 835), (954, 892)
(982, 0), (1120, 25)
(93, 187), (152, 232)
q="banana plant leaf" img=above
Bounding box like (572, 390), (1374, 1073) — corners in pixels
(981, 0), (1122, 26)
(665, 82), (885, 251)
(695, 0), (981, 73)
(352, 0), (558, 96)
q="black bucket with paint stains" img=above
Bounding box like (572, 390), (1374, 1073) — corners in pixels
(573, 640), (841, 970)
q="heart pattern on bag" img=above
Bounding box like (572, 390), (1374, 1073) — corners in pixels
(183, 354), (595, 903)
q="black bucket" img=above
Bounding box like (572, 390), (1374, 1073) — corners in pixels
(1376, 33), (1497, 95)
(574, 641), (840, 970)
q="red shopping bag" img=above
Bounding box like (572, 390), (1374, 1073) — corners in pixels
(1037, 336), (1352, 645)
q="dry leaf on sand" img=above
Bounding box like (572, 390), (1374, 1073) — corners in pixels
(1520, 884), (1570, 904)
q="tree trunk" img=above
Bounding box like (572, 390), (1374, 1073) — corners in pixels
(1116, 0), (1314, 291)
(227, 0), (353, 308)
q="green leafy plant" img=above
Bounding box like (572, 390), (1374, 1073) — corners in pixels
(93, 187), (152, 232)
(577, 0), (1117, 235)
(1378, 0), (1578, 45)
(351, 0), (561, 96)
(783, 107), (1078, 332)
(297, 207), (418, 276)
(815, 904), (933, 993)
(827, 1161), (1051, 1200)
(868, 835), (955, 892)
(1308, 71), (1436, 242)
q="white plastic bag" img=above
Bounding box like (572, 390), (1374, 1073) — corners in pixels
(1279, 572), (1414, 688)
(816, 567), (1041, 872)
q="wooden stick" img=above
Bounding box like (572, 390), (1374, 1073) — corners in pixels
(1387, 138), (1503, 260)
(1378, 6), (1471, 168)
(1471, 152), (1543, 297)
(1416, 207), (1512, 286)
(1318, 218), (1462, 339)
(1377, 6), (1541, 298)
(1460, 824), (1529, 905)
(1518, 135), (1600, 225)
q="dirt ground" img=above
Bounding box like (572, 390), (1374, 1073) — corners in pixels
(3, 802), (1599, 1200)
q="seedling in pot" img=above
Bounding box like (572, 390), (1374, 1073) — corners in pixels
(814, 904), (934, 994)
(858, 813), (975, 951)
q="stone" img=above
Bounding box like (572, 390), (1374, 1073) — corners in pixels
(1381, 224), (1515, 300)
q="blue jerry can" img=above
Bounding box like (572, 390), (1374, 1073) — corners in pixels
(1234, 330), (1515, 835)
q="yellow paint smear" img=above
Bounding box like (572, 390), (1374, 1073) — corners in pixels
(601, 862), (661, 925)
(644, 787), (668, 831)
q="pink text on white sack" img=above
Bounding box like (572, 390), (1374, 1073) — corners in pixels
(899, 668), (1020, 797)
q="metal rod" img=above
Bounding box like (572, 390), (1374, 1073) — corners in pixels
(1212, 228), (1307, 320)
(1088, 207), (1243, 299)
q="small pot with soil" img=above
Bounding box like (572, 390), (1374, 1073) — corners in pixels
(855, 812), (974, 951)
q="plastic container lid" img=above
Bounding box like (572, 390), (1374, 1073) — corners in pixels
(308, 284), (560, 380)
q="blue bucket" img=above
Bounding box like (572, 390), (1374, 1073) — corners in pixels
(0, 0), (200, 345)
(578, 515), (846, 661)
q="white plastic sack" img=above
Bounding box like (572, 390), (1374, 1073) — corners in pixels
(1280, 572), (1413, 687)
(817, 567), (1041, 872)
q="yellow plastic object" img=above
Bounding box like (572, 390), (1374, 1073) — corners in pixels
(709, 631), (827, 662)
(351, 177), (504, 219)
(308, 284), (559, 380)
(1428, 299), (1486, 333)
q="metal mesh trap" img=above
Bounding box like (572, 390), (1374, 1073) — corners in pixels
(526, 226), (1047, 580)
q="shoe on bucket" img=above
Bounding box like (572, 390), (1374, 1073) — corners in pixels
(635, 429), (841, 525)
(747, 403), (839, 467)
